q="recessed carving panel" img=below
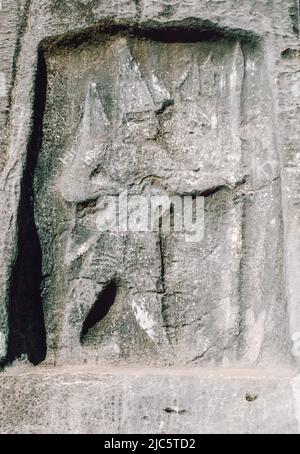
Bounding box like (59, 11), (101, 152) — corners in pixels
(33, 32), (289, 367)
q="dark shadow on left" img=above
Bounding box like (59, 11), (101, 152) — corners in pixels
(1, 47), (48, 368)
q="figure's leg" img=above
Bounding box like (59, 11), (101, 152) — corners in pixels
(121, 232), (173, 364)
(162, 189), (244, 366)
(54, 233), (121, 365)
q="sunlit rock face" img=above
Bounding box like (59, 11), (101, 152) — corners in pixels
(31, 32), (289, 368)
(1, 0), (300, 436)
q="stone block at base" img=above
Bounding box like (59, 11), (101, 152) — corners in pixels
(0, 366), (299, 434)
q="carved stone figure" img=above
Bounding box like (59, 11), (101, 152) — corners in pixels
(32, 34), (289, 368)
(0, 0), (299, 435)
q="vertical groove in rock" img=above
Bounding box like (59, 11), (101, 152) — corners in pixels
(5, 47), (47, 366)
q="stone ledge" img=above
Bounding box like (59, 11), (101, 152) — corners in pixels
(0, 366), (298, 434)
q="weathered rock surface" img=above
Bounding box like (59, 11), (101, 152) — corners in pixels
(0, 0), (299, 434)
(0, 365), (299, 434)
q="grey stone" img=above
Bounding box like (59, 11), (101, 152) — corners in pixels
(0, 0), (299, 434)
(0, 364), (298, 434)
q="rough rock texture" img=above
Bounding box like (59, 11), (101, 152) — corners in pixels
(0, 0), (300, 434)
(0, 0), (27, 168)
(0, 365), (298, 434)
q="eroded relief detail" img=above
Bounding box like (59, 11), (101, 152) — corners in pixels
(33, 33), (288, 367)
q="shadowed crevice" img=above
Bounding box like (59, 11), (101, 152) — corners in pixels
(5, 47), (47, 366)
(41, 18), (260, 53)
(80, 280), (118, 344)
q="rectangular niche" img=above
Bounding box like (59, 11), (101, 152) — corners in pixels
(30, 27), (290, 368)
